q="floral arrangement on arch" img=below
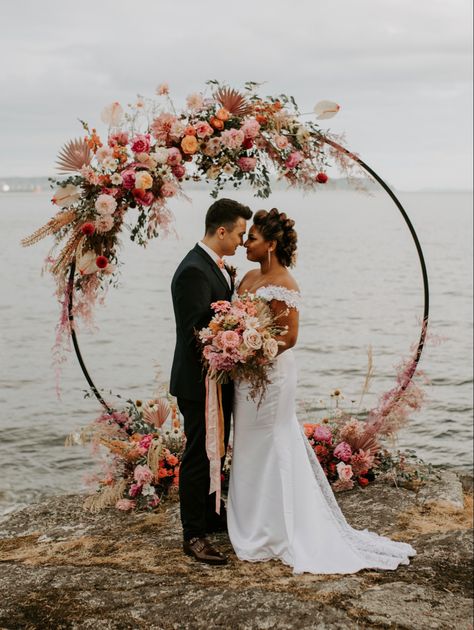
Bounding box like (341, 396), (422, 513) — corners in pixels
(69, 393), (184, 512)
(21, 81), (354, 340)
(302, 350), (428, 491)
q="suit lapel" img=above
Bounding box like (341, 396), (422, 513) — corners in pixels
(193, 244), (230, 294)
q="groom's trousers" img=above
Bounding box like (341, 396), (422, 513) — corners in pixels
(178, 383), (233, 541)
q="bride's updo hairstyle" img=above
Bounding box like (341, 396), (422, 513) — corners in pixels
(253, 208), (298, 267)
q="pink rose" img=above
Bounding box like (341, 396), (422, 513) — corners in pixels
(221, 330), (241, 349)
(108, 131), (129, 147)
(203, 345), (217, 360)
(115, 499), (135, 511)
(313, 424), (333, 444)
(172, 164), (186, 179)
(133, 464), (154, 485)
(129, 483), (141, 497)
(95, 214), (114, 233)
(241, 118), (260, 139)
(133, 188), (154, 205)
(160, 182), (178, 198)
(167, 147), (183, 166)
(221, 128), (245, 150)
(237, 157), (257, 172)
(131, 134), (151, 154)
(334, 442), (352, 463)
(139, 434), (153, 451)
(194, 121), (214, 139)
(285, 151), (303, 169)
(336, 462), (354, 482)
(121, 168), (136, 190)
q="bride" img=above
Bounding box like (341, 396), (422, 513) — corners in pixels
(227, 208), (416, 574)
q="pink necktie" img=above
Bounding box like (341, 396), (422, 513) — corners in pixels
(216, 257), (225, 270)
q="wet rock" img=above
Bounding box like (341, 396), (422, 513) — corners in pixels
(0, 470), (472, 630)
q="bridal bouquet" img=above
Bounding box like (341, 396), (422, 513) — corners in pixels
(198, 294), (287, 401)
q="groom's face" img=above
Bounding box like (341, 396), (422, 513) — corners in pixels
(221, 218), (247, 256)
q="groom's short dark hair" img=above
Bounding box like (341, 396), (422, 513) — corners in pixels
(205, 198), (252, 234)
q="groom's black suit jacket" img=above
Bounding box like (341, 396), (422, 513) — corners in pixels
(170, 244), (233, 402)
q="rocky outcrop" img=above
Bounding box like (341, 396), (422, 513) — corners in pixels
(0, 470), (472, 630)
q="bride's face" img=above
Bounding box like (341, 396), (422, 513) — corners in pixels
(244, 225), (270, 262)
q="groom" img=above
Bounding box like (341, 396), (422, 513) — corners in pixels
(170, 198), (252, 565)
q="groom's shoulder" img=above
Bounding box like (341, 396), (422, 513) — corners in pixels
(172, 246), (207, 281)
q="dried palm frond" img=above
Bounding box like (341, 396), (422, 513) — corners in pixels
(215, 87), (253, 117)
(143, 399), (170, 428)
(56, 138), (91, 173)
(358, 345), (373, 408)
(83, 479), (128, 513)
(350, 431), (380, 457)
(21, 209), (77, 247)
(147, 439), (163, 475)
(50, 227), (83, 276)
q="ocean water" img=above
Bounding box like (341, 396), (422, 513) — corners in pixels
(0, 188), (472, 516)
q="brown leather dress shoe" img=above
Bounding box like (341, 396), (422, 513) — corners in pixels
(183, 537), (228, 565)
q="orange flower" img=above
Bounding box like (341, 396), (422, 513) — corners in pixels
(209, 116), (225, 131)
(184, 125), (197, 136)
(255, 114), (267, 125)
(181, 135), (199, 155)
(157, 467), (168, 479)
(216, 108), (230, 121)
(87, 129), (103, 152)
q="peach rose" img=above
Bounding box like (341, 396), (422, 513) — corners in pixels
(209, 116), (225, 131)
(134, 171), (153, 190)
(336, 462), (354, 482)
(181, 135), (199, 155)
(243, 328), (262, 350)
(216, 108), (230, 121)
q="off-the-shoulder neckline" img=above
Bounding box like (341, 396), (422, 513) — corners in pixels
(255, 284), (301, 296)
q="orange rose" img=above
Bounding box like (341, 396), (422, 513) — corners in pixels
(181, 135), (199, 154)
(255, 114), (267, 125)
(184, 125), (197, 136)
(216, 108), (230, 121)
(209, 116), (225, 131)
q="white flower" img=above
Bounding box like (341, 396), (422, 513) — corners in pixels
(110, 173), (123, 185)
(101, 101), (123, 126)
(243, 328), (262, 350)
(199, 327), (214, 342)
(95, 194), (117, 215)
(52, 183), (81, 207)
(141, 483), (156, 497)
(170, 121), (186, 140)
(263, 338), (279, 359)
(313, 100), (340, 120)
(154, 148), (169, 165)
(296, 126), (310, 144)
(101, 157), (118, 172)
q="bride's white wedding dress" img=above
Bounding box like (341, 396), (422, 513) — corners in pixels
(227, 285), (416, 575)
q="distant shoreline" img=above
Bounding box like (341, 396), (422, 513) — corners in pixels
(0, 176), (472, 195)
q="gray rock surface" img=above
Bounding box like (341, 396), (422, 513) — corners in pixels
(0, 471), (472, 630)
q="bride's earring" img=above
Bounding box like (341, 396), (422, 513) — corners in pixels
(267, 249), (272, 265)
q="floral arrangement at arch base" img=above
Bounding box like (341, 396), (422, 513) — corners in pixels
(73, 346), (429, 513)
(21, 81), (359, 359)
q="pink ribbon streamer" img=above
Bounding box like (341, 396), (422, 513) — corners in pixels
(205, 374), (224, 514)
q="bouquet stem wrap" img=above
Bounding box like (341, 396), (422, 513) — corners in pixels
(205, 374), (225, 514)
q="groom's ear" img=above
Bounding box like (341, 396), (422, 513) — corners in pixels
(216, 226), (226, 240)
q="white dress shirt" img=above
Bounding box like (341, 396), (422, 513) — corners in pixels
(198, 241), (232, 288)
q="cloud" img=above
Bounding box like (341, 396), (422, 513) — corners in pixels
(0, 0), (471, 188)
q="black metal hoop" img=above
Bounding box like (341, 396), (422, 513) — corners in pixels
(67, 138), (429, 408)
(321, 137), (429, 388)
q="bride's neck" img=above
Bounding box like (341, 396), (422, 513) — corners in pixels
(260, 257), (284, 275)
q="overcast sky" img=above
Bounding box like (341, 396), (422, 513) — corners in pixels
(0, 0), (472, 190)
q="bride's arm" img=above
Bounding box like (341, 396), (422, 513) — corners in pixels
(270, 299), (299, 354)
